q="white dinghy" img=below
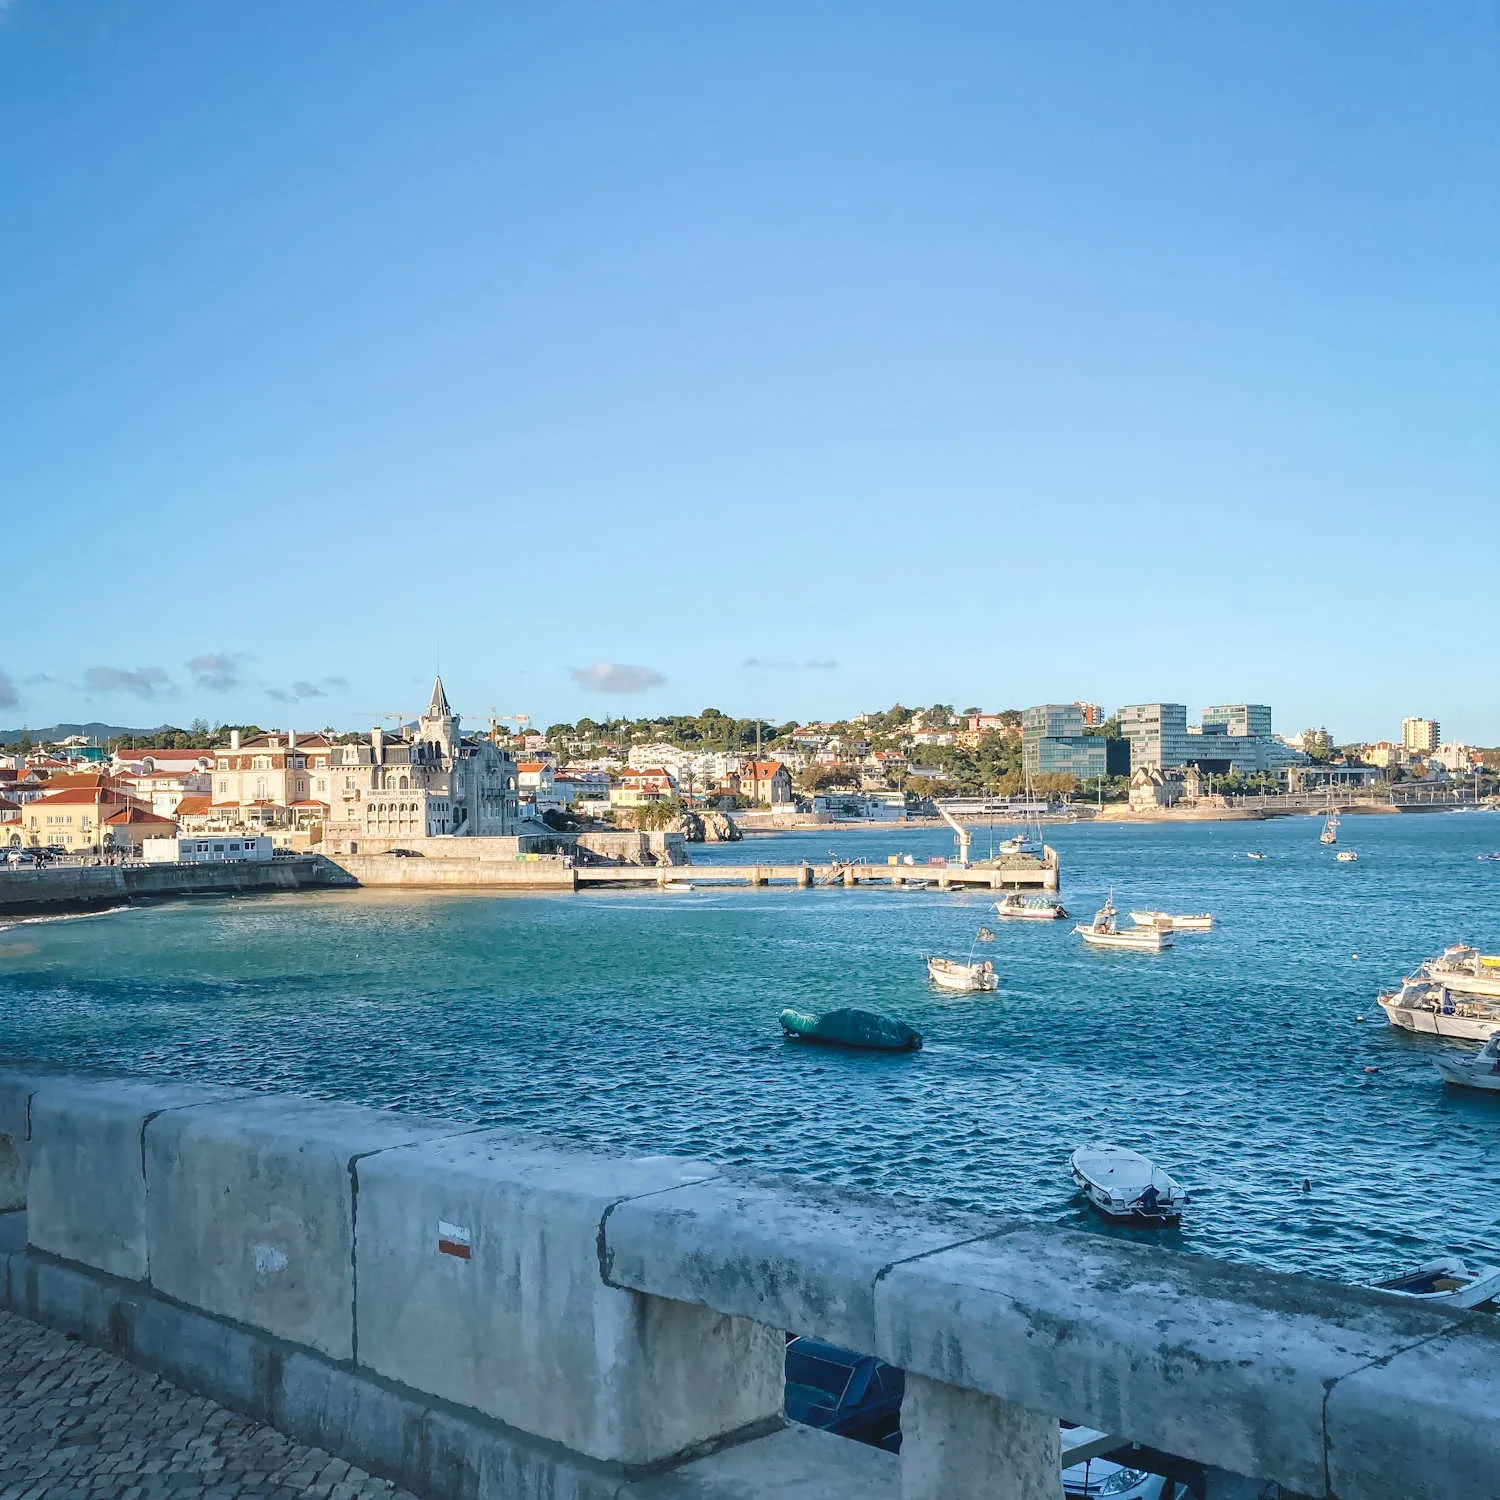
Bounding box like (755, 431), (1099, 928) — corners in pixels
(926, 956), (997, 992)
(1433, 1033), (1500, 1092)
(1369, 1258), (1500, 1309)
(1069, 1145), (1187, 1225)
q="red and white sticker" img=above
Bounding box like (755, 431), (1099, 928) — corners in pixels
(437, 1220), (472, 1259)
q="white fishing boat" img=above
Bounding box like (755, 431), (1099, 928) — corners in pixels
(995, 892), (1069, 921)
(1433, 1033), (1500, 1092)
(1069, 1145), (1186, 1225)
(1377, 977), (1500, 1042)
(926, 956), (997, 992)
(1426, 945), (1500, 999)
(1075, 898), (1170, 951)
(663, 880), (694, 892)
(1369, 1257), (1500, 1309)
(1335, 850), (1358, 863)
(1129, 911), (1213, 932)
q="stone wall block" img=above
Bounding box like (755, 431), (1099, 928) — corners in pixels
(146, 1094), (463, 1360)
(0, 1070), (41, 1211)
(900, 1373), (1061, 1500)
(1324, 1320), (1500, 1500)
(872, 1226), (1452, 1499)
(356, 1131), (785, 1466)
(601, 1172), (999, 1352)
(27, 1078), (232, 1280)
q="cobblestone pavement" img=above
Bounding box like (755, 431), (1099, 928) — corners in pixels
(0, 1309), (422, 1499)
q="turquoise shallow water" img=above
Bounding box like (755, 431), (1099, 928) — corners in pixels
(2, 813), (1498, 1284)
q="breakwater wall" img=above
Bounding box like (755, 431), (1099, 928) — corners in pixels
(0, 856), (354, 917)
(0, 1070), (1494, 1499)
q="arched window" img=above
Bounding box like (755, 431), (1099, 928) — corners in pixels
(398, 776), (409, 790)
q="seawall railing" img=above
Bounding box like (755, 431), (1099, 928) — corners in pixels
(0, 1069), (1494, 1500)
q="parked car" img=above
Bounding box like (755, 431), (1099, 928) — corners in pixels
(4, 849), (38, 866)
(1062, 1456), (1171, 1498)
(783, 1337), (903, 1452)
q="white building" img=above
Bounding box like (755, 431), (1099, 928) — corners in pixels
(1432, 743), (1479, 773)
(322, 679), (519, 854)
(1402, 717), (1441, 753)
(143, 835), (273, 864)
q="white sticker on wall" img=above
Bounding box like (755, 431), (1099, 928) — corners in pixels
(253, 1243), (289, 1274)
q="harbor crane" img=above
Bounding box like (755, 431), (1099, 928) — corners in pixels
(936, 800), (973, 868)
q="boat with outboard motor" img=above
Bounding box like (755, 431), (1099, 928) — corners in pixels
(1369, 1257), (1500, 1309)
(1069, 1145), (1186, 1225)
(1377, 976), (1500, 1042)
(779, 1007), (923, 1052)
(926, 956), (997, 992)
(1075, 898), (1171, 951)
(995, 892), (1069, 921)
(1128, 911), (1213, 932)
(1433, 1033), (1500, 1091)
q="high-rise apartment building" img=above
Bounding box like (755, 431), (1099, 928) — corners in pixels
(1201, 704), (1273, 739)
(1021, 704), (1106, 780)
(1402, 717), (1440, 753)
(1117, 703), (1190, 770)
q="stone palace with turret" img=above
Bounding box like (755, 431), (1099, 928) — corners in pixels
(321, 678), (519, 854)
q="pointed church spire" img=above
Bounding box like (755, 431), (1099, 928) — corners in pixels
(427, 676), (452, 720)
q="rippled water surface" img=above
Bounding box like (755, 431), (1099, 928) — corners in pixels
(3, 814), (1498, 1282)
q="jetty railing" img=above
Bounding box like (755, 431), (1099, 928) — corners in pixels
(0, 1070), (1493, 1500)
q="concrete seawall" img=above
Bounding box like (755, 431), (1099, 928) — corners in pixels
(0, 856), (355, 917)
(0, 1068), (1495, 1500)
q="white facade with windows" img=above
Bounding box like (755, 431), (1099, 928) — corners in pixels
(142, 835), (273, 864)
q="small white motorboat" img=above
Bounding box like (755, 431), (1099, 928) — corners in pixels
(995, 892), (1069, 921)
(1433, 1033), (1500, 1091)
(1369, 1257), (1500, 1309)
(663, 880), (694, 892)
(1075, 899), (1170, 951)
(926, 956), (997, 992)
(1247, 851), (1267, 860)
(1335, 850), (1359, 863)
(1069, 1145), (1186, 1225)
(1129, 910), (1214, 932)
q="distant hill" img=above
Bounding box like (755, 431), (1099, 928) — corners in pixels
(0, 722), (168, 745)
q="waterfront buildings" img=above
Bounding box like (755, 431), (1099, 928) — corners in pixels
(738, 759), (794, 806)
(1021, 705), (1108, 781)
(209, 729), (338, 834)
(7, 778), (177, 851)
(1119, 702), (1306, 777)
(1117, 703), (1192, 771)
(1402, 717), (1441, 753)
(321, 679), (519, 853)
(610, 767), (677, 808)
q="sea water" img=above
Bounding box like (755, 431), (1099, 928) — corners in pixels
(2, 812), (1497, 1283)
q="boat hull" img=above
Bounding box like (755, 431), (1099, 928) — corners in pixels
(1068, 1149), (1186, 1225)
(1077, 928), (1169, 951)
(1433, 1058), (1500, 1090)
(994, 905), (1068, 920)
(1378, 996), (1500, 1041)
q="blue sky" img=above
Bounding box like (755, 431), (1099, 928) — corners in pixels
(2, 3), (1496, 741)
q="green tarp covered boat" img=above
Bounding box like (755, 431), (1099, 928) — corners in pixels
(779, 1007), (923, 1052)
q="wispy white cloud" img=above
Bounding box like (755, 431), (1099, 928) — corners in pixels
(186, 652), (244, 692)
(85, 665), (171, 699)
(569, 662), (666, 695)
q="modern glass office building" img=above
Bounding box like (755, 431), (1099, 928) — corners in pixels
(1201, 704), (1273, 738)
(1022, 705), (1107, 780)
(1117, 703), (1191, 770)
